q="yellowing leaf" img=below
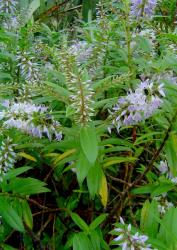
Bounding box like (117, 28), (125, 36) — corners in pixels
(44, 153), (61, 158)
(18, 152), (37, 162)
(54, 149), (76, 165)
(103, 157), (136, 168)
(99, 173), (108, 208)
(104, 144), (114, 147)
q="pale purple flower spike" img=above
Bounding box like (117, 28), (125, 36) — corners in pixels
(0, 101), (62, 141)
(130, 0), (157, 18)
(109, 80), (165, 132)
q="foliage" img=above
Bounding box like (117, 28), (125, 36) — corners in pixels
(0, 0), (177, 249)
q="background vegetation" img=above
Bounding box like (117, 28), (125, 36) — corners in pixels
(0, 0), (177, 249)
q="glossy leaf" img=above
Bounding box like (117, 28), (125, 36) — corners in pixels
(87, 164), (102, 198)
(0, 198), (24, 232)
(80, 124), (98, 164)
(70, 212), (89, 232)
(140, 200), (159, 238)
(73, 232), (93, 250)
(18, 152), (37, 162)
(76, 151), (93, 185)
(6, 178), (50, 195)
(158, 207), (177, 249)
(99, 173), (108, 207)
(22, 200), (33, 229)
(89, 214), (107, 231)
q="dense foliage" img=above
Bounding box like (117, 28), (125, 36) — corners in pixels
(0, 0), (177, 249)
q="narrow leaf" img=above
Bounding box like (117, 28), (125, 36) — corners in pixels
(70, 212), (89, 232)
(99, 173), (108, 208)
(22, 200), (33, 229)
(18, 152), (37, 162)
(0, 198), (24, 232)
(89, 214), (107, 231)
(80, 124), (98, 164)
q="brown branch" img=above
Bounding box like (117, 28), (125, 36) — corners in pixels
(36, 0), (71, 21)
(102, 110), (177, 228)
(107, 174), (132, 186)
(37, 214), (53, 237)
(27, 198), (49, 210)
(33, 207), (67, 217)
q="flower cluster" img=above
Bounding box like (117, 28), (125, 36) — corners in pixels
(17, 51), (41, 84)
(155, 71), (177, 86)
(69, 41), (93, 66)
(60, 50), (94, 124)
(130, 0), (157, 18)
(110, 79), (165, 131)
(0, 0), (17, 15)
(0, 101), (62, 141)
(0, 0), (19, 31)
(113, 217), (155, 250)
(158, 161), (177, 184)
(0, 137), (17, 179)
(154, 195), (174, 216)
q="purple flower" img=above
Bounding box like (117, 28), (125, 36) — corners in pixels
(0, 0), (17, 15)
(109, 79), (165, 131)
(130, 0), (157, 18)
(1, 101), (62, 141)
(113, 217), (154, 249)
(0, 137), (17, 178)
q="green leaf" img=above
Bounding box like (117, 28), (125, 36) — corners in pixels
(140, 200), (159, 238)
(0, 52), (14, 62)
(151, 181), (175, 197)
(44, 81), (70, 97)
(132, 180), (175, 197)
(134, 132), (162, 145)
(82, 0), (97, 22)
(135, 36), (152, 53)
(158, 207), (177, 249)
(76, 151), (93, 185)
(148, 239), (168, 250)
(89, 214), (107, 231)
(20, 0), (29, 10)
(6, 178), (50, 195)
(70, 212), (89, 232)
(22, 200), (33, 229)
(90, 231), (101, 250)
(80, 124), (98, 164)
(1, 244), (18, 250)
(23, 0), (40, 24)
(165, 134), (177, 176)
(73, 232), (93, 250)
(3, 166), (32, 181)
(87, 163), (102, 198)
(0, 72), (12, 81)
(66, 105), (75, 117)
(0, 198), (24, 232)
(132, 183), (157, 195)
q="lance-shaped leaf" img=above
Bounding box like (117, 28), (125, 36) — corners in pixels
(80, 124), (98, 164)
(0, 197), (24, 232)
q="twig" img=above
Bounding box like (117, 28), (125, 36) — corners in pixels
(107, 174), (132, 186)
(27, 198), (49, 210)
(102, 110), (177, 228)
(37, 214), (53, 237)
(36, 0), (71, 21)
(33, 207), (67, 217)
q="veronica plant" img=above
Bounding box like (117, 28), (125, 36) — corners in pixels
(0, 0), (177, 249)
